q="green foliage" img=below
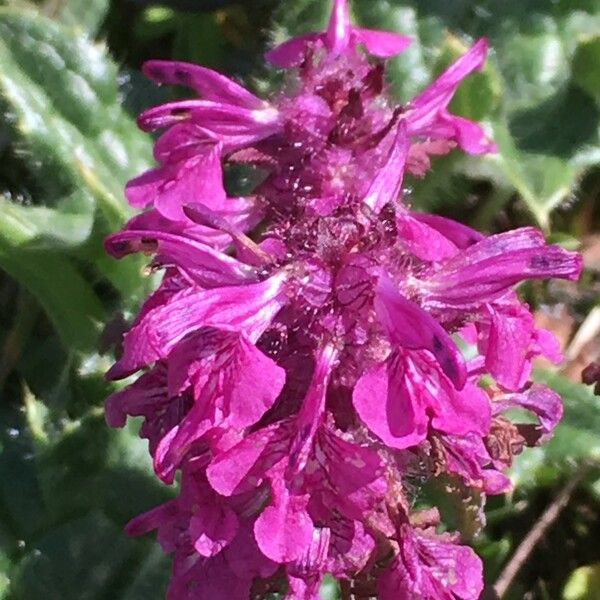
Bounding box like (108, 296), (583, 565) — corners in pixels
(573, 35), (600, 105)
(56, 0), (109, 34)
(563, 563), (600, 600)
(0, 397), (173, 600)
(0, 7), (168, 598)
(0, 6), (153, 330)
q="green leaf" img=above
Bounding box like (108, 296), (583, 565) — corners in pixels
(0, 215), (104, 351)
(134, 6), (176, 42)
(0, 7), (151, 230)
(31, 412), (173, 524)
(488, 122), (579, 229)
(319, 574), (341, 600)
(172, 12), (228, 68)
(508, 83), (600, 158)
(10, 511), (154, 600)
(56, 0), (109, 35)
(573, 34), (600, 104)
(0, 403), (47, 546)
(0, 191), (94, 250)
(270, 0), (331, 47)
(0, 397), (173, 599)
(120, 545), (171, 600)
(476, 536), (512, 582)
(498, 30), (570, 112)
(0, 552), (9, 599)
(563, 563), (600, 600)
(0, 7), (155, 325)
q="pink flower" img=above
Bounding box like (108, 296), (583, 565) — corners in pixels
(105, 0), (582, 597)
(379, 522), (484, 600)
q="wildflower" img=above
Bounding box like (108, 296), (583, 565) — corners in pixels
(105, 0), (582, 597)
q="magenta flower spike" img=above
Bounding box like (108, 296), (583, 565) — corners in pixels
(105, 0), (582, 597)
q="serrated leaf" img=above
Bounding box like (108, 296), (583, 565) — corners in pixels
(56, 0), (109, 35)
(0, 7), (155, 319)
(0, 7), (151, 229)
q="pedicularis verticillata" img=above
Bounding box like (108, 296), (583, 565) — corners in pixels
(104, 1), (582, 598)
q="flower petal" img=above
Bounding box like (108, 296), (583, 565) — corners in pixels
(265, 33), (321, 67)
(138, 100), (281, 148)
(363, 122), (409, 213)
(127, 142), (226, 221)
(107, 273), (287, 379)
(254, 481), (314, 563)
(410, 212), (484, 249)
(168, 553), (251, 600)
(189, 498), (239, 557)
(423, 227), (583, 306)
(207, 423), (288, 496)
(396, 212), (460, 261)
(494, 384), (563, 442)
(376, 274), (466, 387)
(405, 38), (495, 153)
(353, 359), (428, 449)
(153, 331), (286, 481)
(288, 344), (338, 474)
(484, 302), (534, 390)
(407, 38), (488, 128)
(352, 28), (412, 57)
(225, 522), (278, 579)
(318, 426), (388, 516)
(143, 60), (264, 109)
(325, 0), (352, 55)
(379, 524), (484, 600)
(153, 122), (213, 163)
(438, 432), (512, 495)
(106, 229), (256, 287)
(354, 351), (489, 449)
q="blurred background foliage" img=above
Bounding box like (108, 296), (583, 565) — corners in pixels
(0, 0), (599, 598)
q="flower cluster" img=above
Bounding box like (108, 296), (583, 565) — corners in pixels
(105, 1), (582, 598)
